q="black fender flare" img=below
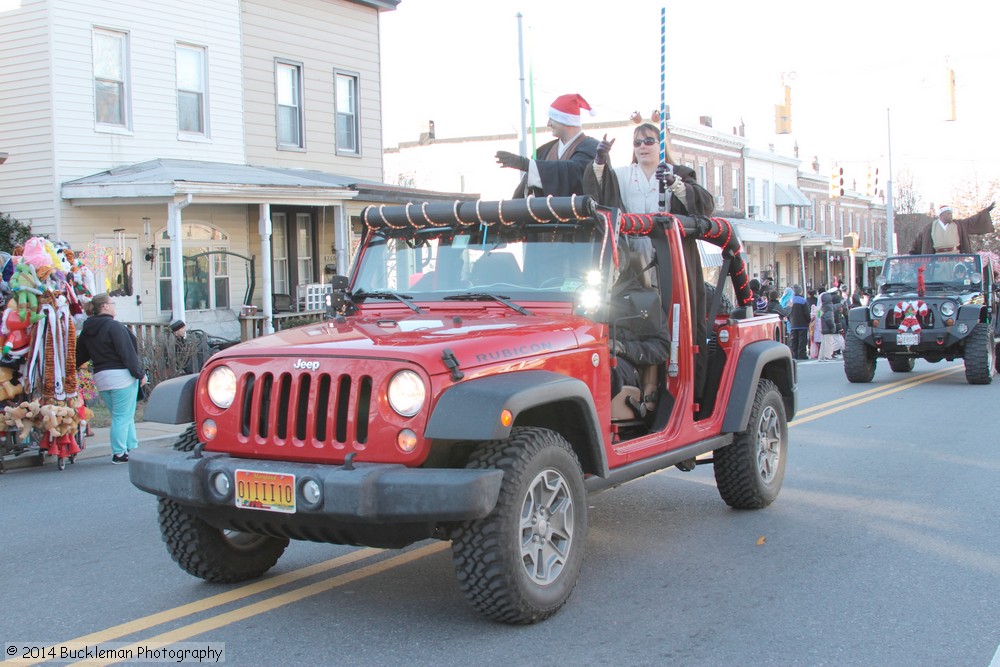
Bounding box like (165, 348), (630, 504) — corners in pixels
(143, 374), (197, 424)
(957, 303), (985, 325)
(848, 305), (869, 326)
(722, 340), (797, 432)
(425, 370), (606, 475)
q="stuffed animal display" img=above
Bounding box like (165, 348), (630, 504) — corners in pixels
(0, 237), (97, 464)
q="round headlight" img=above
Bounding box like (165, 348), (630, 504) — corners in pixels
(207, 366), (237, 409)
(388, 370), (426, 417)
(939, 301), (956, 317)
(871, 303), (886, 318)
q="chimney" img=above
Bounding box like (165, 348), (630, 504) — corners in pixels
(428, 120), (435, 140)
(699, 115), (712, 128)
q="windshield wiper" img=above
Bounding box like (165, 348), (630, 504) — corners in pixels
(443, 292), (533, 316)
(353, 290), (422, 313)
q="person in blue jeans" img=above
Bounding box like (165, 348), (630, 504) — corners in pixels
(76, 293), (147, 464)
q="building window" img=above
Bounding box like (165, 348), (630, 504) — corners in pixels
(698, 164), (707, 186)
(731, 169), (740, 209)
(334, 70), (360, 154)
(177, 43), (208, 136)
(714, 164), (724, 204)
(157, 224), (230, 312)
(93, 28), (129, 128)
(761, 179), (770, 217)
(276, 60), (303, 148)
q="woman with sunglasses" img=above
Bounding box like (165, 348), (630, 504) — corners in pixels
(585, 122), (714, 218)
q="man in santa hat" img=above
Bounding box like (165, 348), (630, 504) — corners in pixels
(908, 202), (995, 254)
(495, 93), (598, 198)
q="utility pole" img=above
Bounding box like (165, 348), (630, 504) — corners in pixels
(517, 13), (527, 158)
(885, 108), (895, 255)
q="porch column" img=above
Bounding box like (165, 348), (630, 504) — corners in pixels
(168, 195), (192, 324)
(334, 204), (349, 276)
(259, 204), (274, 335)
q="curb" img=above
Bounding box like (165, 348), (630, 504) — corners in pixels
(1, 429), (185, 473)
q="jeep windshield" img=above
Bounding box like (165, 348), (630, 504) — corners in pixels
(352, 222), (610, 304)
(880, 254), (981, 293)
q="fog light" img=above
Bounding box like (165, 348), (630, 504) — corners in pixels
(957, 322), (969, 334)
(302, 479), (322, 505)
(211, 472), (230, 497)
(397, 429), (418, 453)
(855, 324), (868, 337)
(202, 419), (218, 440)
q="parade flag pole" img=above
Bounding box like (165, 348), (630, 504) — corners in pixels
(658, 6), (667, 212)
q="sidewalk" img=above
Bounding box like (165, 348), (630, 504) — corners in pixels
(1, 420), (190, 471)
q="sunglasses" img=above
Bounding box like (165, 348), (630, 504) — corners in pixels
(633, 137), (658, 147)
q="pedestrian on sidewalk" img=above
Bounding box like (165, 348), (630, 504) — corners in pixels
(75, 293), (147, 464)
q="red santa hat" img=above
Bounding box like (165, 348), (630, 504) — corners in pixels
(548, 94), (596, 127)
(938, 204), (952, 216)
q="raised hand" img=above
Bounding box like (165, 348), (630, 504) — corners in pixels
(495, 151), (529, 171)
(594, 134), (615, 166)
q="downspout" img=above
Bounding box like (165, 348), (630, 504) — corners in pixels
(259, 203), (274, 335)
(168, 194), (193, 324)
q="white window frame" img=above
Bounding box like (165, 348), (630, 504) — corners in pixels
(761, 179), (770, 218)
(272, 213), (289, 295)
(296, 213), (314, 281)
(156, 223), (230, 312)
(731, 169), (740, 210)
(93, 28), (131, 131)
(177, 43), (209, 138)
(334, 69), (360, 155)
(275, 60), (304, 149)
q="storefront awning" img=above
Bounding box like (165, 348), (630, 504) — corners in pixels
(730, 219), (807, 244)
(775, 184), (811, 207)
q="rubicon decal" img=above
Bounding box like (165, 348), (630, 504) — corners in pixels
(292, 359), (320, 371)
(475, 342), (553, 363)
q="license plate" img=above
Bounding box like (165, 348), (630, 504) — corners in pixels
(897, 332), (919, 346)
(235, 469), (296, 514)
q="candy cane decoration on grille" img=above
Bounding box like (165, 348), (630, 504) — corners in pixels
(894, 300), (928, 334)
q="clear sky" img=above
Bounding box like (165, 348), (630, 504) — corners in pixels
(381, 0), (1000, 206)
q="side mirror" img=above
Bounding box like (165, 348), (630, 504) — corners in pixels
(615, 289), (663, 338)
(325, 275), (352, 317)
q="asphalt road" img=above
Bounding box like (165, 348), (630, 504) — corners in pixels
(2, 358), (998, 667)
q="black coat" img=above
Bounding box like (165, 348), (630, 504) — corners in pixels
(76, 313), (143, 379)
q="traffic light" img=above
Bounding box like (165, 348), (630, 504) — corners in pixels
(945, 67), (956, 121)
(866, 164), (879, 197)
(830, 165), (844, 199)
(774, 85), (792, 134)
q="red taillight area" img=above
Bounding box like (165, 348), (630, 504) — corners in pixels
(198, 357), (427, 464)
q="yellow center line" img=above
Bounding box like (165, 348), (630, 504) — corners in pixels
(794, 365), (961, 417)
(76, 542), (450, 667)
(791, 365), (962, 427)
(17, 548), (383, 667)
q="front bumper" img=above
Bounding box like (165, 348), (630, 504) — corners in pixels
(850, 323), (970, 354)
(128, 448), (504, 523)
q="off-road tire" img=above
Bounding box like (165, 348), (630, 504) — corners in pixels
(714, 379), (786, 509)
(156, 425), (289, 582)
(964, 322), (995, 385)
(887, 356), (915, 373)
(844, 331), (876, 383)
(450, 427), (587, 624)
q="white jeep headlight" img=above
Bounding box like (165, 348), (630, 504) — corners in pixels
(939, 301), (956, 317)
(207, 366), (237, 409)
(871, 302), (886, 318)
(388, 370), (426, 417)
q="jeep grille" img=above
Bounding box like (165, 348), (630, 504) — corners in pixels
(238, 371), (372, 446)
(884, 307), (935, 329)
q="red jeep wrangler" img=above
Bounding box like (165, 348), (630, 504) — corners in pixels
(130, 196), (796, 624)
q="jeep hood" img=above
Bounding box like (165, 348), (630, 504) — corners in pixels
(215, 311), (589, 372)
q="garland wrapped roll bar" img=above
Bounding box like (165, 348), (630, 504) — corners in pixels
(362, 195), (597, 231)
(360, 197), (752, 309)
